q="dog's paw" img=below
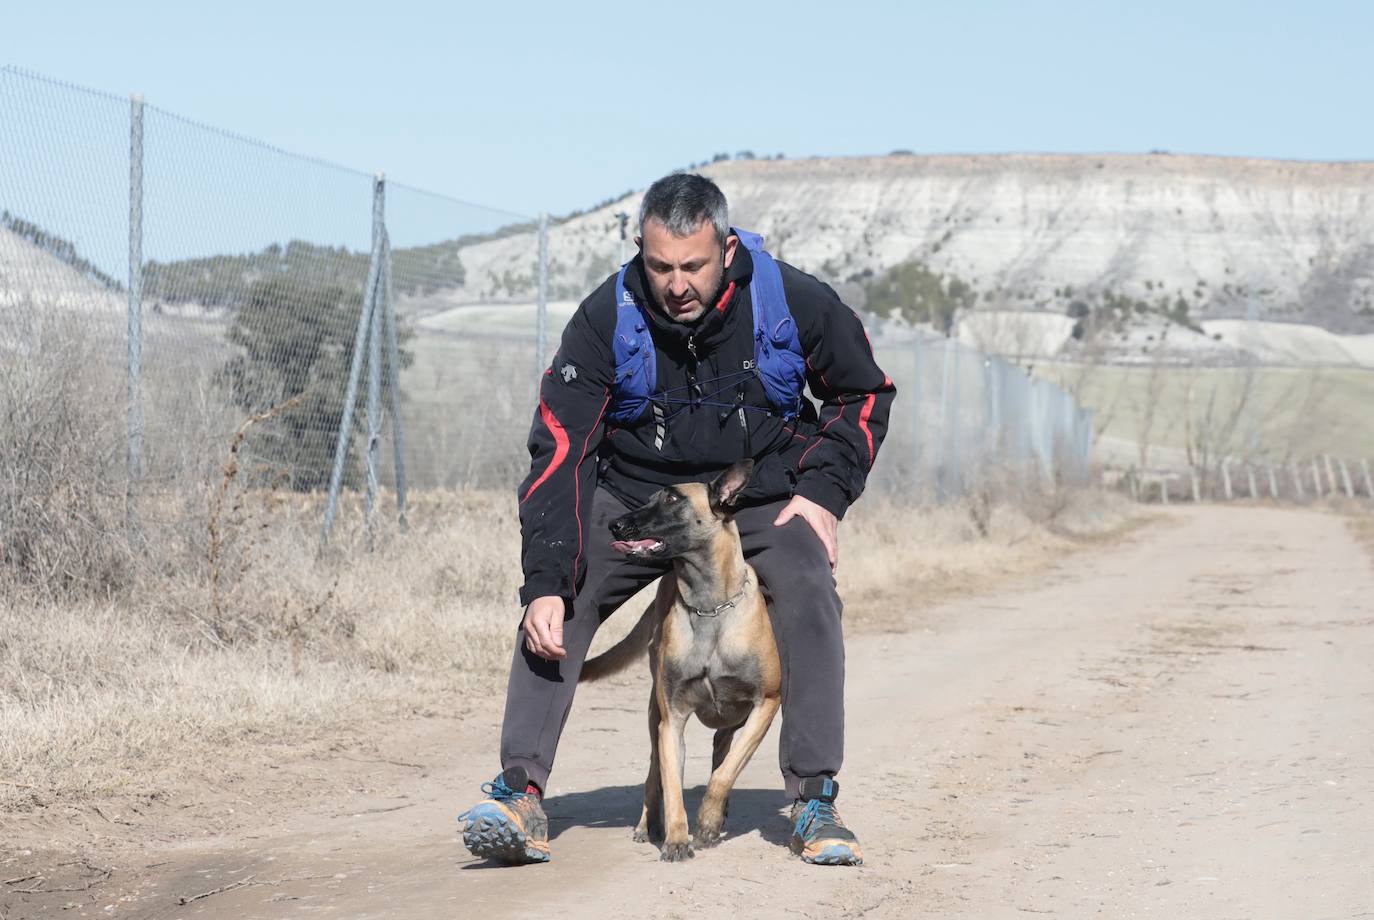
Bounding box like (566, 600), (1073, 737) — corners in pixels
(692, 826), (722, 849)
(660, 841), (695, 862)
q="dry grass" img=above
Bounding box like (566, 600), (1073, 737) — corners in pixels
(835, 487), (1140, 631)
(1346, 507), (1374, 565)
(0, 319), (133, 598)
(0, 488), (517, 809)
(0, 480), (1139, 813)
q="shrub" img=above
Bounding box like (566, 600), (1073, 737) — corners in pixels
(216, 275), (412, 491)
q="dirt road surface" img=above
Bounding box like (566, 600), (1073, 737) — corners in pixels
(6, 505), (1373, 919)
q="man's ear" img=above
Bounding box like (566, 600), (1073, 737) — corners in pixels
(723, 232), (739, 269)
(634, 235), (643, 251)
(709, 460), (754, 512)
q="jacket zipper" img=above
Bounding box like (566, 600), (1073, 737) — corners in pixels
(685, 335), (699, 406)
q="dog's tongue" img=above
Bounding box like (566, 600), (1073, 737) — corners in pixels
(611, 539), (660, 554)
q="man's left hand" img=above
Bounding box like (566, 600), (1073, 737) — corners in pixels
(773, 495), (839, 569)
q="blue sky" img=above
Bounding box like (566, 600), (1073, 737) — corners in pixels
(4, 0), (1371, 264)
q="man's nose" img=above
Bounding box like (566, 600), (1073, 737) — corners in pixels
(668, 271), (688, 296)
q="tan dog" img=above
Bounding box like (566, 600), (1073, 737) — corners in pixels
(580, 460), (781, 861)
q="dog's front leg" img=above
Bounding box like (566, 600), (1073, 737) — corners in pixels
(635, 695), (664, 844)
(657, 703), (693, 861)
(695, 694), (780, 848)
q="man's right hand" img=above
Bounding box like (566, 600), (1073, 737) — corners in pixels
(523, 596), (567, 661)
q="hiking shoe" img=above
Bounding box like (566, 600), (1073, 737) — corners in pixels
(457, 766), (550, 864)
(789, 777), (863, 866)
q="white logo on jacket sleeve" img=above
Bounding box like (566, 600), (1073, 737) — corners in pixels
(561, 364), (578, 383)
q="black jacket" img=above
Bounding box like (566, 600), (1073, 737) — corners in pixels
(516, 245), (896, 605)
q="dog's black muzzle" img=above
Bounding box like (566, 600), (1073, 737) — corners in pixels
(609, 515), (637, 541)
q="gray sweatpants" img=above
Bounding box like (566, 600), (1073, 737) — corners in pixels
(500, 488), (844, 800)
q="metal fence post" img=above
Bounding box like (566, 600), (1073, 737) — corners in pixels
(1221, 460), (1233, 500)
(1246, 466), (1258, 499)
(126, 92), (145, 537)
(938, 338), (961, 499)
(1363, 458), (1374, 499)
(320, 174), (386, 548)
(1015, 368), (1032, 490)
(364, 184), (385, 548)
(1266, 464), (1278, 499)
(535, 212), (549, 378)
(1311, 458), (1324, 497)
(1323, 455), (1338, 497)
(1291, 462), (1305, 500)
(1084, 409), (1096, 484)
(911, 334), (924, 494)
(381, 229), (409, 531)
(983, 356), (1000, 490)
(1339, 459), (1355, 498)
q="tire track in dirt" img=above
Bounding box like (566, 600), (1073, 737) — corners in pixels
(6, 506), (1372, 919)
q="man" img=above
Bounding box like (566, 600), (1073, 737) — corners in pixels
(458, 173), (895, 866)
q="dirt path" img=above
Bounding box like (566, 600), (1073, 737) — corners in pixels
(6, 506), (1373, 919)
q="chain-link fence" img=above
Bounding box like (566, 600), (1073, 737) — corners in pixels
(866, 329), (1093, 499)
(1, 65), (1098, 567)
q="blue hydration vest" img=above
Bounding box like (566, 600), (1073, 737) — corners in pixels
(608, 228), (806, 424)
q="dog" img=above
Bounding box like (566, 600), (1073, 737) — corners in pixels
(579, 459), (781, 861)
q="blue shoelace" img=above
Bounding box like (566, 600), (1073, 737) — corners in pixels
(457, 776), (532, 822)
(480, 777), (530, 802)
(794, 798), (840, 838)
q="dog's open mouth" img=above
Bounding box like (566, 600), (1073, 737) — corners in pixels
(610, 538), (664, 557)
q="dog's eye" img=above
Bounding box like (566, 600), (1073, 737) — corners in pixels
(664, 492), (679, 504)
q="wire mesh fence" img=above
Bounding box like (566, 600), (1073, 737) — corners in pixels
(1, 63), (1101, 575)
(866, 328), (1093, 500)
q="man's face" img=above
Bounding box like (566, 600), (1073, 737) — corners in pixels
(637, 218), (738, 323)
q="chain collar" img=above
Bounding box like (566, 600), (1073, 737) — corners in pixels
(683, 572), (751, 618)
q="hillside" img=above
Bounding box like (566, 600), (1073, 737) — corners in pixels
(0, 223), (122, 313)
(457, 153), (1374, 333)
(8, 152), (1374, 339)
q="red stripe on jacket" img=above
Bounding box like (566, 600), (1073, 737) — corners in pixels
(858, 393), (877, 468)
(520, 373), (570, 503)
(798, 404), (847, 467)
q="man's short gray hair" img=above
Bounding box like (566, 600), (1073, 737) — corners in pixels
(638, 173), (729, 246)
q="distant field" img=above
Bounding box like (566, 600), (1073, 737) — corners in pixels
(1035, 361), (1374, 467)
(412, 300), (577, 339)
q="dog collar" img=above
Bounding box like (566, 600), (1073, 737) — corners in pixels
(684, 573), (751, 618)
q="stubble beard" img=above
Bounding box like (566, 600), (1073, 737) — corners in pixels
(658, 256), (726, 326)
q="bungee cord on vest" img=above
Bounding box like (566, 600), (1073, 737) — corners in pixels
(654, 367), (780, 423)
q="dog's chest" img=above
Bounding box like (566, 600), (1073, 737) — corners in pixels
(667, 617), (765, 715)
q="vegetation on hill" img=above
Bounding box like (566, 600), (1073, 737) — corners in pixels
(1068, 288), (1204, 340)
(216, 274), (413, 490)
(1, 210), (123, 291)
(863, 257), (1210, 340)
(863, 258), (978, 333)
(143, 234), (490, 308)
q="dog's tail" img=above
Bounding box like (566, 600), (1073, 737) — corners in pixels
(580, 601), (656, 682)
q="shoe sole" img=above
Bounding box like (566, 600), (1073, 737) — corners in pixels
(461, 813), (550, 865)
(795, 839), (864, 866)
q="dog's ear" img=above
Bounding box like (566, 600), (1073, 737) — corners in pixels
(708, 460), (754, 512)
